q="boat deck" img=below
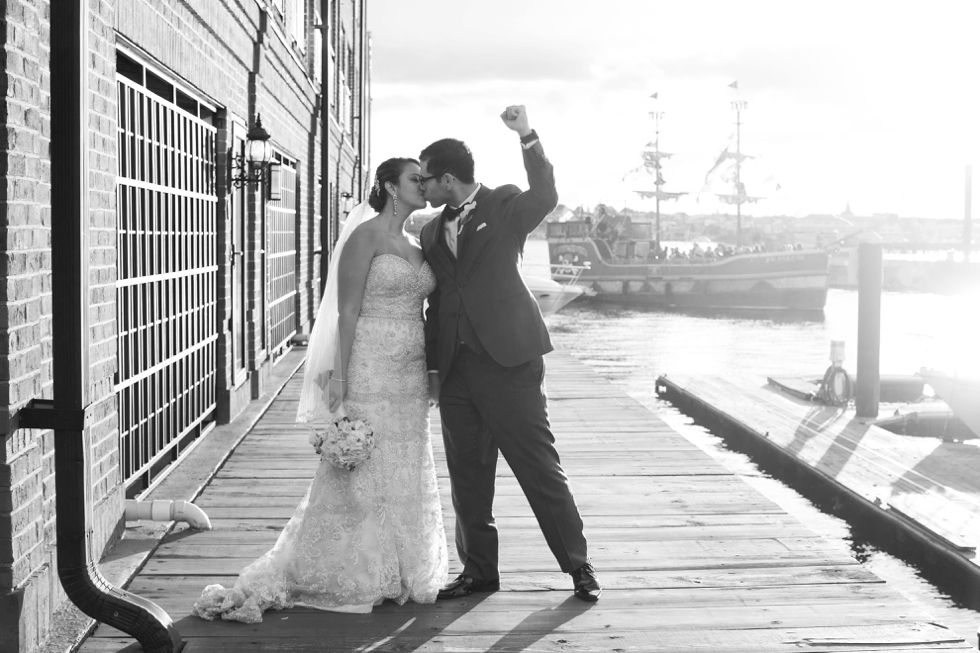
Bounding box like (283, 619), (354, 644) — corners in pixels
(80, 354), (973, 652)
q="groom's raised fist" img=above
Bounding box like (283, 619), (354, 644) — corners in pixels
(500, 105), (532, 137)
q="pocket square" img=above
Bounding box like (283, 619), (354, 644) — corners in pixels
(476, 223), (487, 232)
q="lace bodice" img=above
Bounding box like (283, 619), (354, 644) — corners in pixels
(359, 254), (435, 319)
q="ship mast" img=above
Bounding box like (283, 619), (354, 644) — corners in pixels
(632, 95), (686, 245)
(652, 109), (665, 241)
(732, 99), (747, 246)
(705, 86), (764, 248)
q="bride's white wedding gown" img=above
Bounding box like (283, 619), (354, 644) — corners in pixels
(193, 255), (448, 623)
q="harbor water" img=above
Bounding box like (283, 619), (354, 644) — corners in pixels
(524, 239), (980, 642)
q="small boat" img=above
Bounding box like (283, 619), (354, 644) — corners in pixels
(523, 264), (593, 316)
(524, 275), (584, 316)
(917, 368), (980, 438)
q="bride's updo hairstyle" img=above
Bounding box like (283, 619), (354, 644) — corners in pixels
(368, 157), (420, 212)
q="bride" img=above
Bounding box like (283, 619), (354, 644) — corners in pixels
(193, 158), (448, 623)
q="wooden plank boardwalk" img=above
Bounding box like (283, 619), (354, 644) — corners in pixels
(81, 354), (972, 652)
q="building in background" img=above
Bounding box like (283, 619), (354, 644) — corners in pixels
(0, 1), (369, 650)
(325, 0), (371, 286)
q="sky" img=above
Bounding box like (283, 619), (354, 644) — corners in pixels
(366, 0), (979, 220)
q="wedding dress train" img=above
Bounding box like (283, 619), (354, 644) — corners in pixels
(193, 255), (447, 623)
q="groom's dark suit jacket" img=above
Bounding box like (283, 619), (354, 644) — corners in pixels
(421, 141), (558, 381)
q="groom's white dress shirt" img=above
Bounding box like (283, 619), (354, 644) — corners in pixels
(443, 184), (481, 257)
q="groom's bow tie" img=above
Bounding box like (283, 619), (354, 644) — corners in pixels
(445, 201), (472, 222)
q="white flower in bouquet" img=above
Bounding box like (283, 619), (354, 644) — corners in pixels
(308, 429), (325, 455)
(312, 415), (376, 471)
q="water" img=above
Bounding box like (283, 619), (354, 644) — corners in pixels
(523, 239), (980, 643)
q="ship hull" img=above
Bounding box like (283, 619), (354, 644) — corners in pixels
(585, 281), (828, 311)
(548, 232), (829, 312)
(917, 369), (980, 438)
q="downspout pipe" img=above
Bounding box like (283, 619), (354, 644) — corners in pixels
(319, 0), (328, 293)
(50, 2), (182, 651)
(357, 0), (367, 199)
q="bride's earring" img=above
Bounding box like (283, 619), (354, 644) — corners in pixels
(393, 194), (399, 218)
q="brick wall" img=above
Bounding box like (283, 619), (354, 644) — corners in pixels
(0, 0), (333, 650)
(88, 0), (124, 565)
(0, 0), (56, 650)
(1, 1), (123, 651)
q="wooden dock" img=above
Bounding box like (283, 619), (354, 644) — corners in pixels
(80, 353), (973, 652)
(658, 374), (980, 602)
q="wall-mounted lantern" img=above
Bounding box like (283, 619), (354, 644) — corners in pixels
(231, 114), (274, 188)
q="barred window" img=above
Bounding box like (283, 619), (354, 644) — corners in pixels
(347, 40), (355, 130)
(328, 8), (337, 115)
(339, 29), (349, 130)
(289, 0), (307, 53)
(267, 154), (298, 356)
(115, 50), (218, 496)
(313, 8), (322, 85)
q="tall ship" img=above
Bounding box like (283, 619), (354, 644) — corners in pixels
(547, 92), (829, 312)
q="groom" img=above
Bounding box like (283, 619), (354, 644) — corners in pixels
(419, 105), (601, 602)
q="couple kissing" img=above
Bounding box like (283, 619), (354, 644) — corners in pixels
(193, 105), (600, 624)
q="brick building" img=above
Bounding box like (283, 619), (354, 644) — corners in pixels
(0, 1), (369, 650)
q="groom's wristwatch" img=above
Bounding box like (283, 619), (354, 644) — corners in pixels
(520, 129), (539, 149)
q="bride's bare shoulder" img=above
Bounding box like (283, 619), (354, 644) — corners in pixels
(350, 219), (385, 243)
(340, 222), (382, 262)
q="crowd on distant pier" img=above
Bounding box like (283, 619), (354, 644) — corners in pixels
(603, 238), (808, 263)
(658, 241), (806, 262)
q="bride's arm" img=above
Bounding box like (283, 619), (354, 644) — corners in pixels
(330, 228), (375, 410)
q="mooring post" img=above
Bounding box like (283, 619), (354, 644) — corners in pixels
(855, 235), (883, 418)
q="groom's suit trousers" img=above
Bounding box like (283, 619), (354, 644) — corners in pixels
(439, 344), (589, 580)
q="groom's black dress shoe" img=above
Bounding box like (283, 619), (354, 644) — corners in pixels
(437, 574), (500, 600)
(571, 562), (601, 602)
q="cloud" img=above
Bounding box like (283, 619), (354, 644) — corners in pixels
(372, 43), (593, 84)
(366, 0), (979, 219)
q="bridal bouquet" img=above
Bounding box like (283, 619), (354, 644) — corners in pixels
(309, 416), (376, 471)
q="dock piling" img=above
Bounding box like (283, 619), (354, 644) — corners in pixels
(965, 164), (973, 262)
(856, 237), (883, 418)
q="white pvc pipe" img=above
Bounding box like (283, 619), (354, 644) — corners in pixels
(125, 500), (212, 530)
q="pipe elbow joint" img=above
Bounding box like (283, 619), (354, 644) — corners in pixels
(172, 500), (212, 531)
(125, 499), (212, 530)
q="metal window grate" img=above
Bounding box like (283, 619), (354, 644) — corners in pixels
(116, 73), (218, 495)
(267, 159), (298, 356)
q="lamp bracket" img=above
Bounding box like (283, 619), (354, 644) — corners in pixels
(231, 153), (266, 188)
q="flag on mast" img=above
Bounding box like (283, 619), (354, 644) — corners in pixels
(728, 81), (738, 89)
(649, 92), (658, 99)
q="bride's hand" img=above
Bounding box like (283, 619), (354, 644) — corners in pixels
(328, 378), (347, 412)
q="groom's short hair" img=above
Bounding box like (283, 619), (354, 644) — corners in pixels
(419, 138), (475, 184)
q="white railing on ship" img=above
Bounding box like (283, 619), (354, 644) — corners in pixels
(550, 262), (591, 285)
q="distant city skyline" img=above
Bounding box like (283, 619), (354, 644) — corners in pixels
(367, 0), (978, 220)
